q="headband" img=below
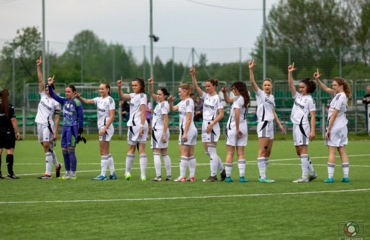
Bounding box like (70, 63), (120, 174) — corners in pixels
(179, 88), (187, 91)
(300, 81), (308, 86)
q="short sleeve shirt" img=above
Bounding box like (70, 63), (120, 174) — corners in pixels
(255, 88), (275, 122)
(201, 92), (224, 121)
(127, 93), (147, 126)
(93, 96), (116, 128)
(328, 92), (348, 130)
(290, 92), (316, 125)
(152, 101), (169, 129)
(35, 90), (61, 124)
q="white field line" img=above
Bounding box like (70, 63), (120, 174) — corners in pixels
(1, 188), (369, 204)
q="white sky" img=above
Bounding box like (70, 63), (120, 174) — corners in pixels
(0, 0), (279, 64)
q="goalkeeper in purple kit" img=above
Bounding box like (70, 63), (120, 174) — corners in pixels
(47, 77), (85, 180)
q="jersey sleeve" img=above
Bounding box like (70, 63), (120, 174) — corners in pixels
(233, 97), (242, 109)
(9, 106), (15, 119)
(293, 92), (301, 99)
(140, 93), (147, 106)
(40, 90), (46, 98)
(129, 93), (135, 100)
(93, 97), (99, 106)
(109, 97), (115, 110)
(200, 91), (207, 99)
(309, 97), (316, 112)
(256, 88), (264, 96)
(54, 102), (61, 114)
(217, 96), (224, 109)
(185, 100), (193, 113)
(48, 85), (66, 105)
(161, 102), (169, 115)
(334, 95), (345, 110)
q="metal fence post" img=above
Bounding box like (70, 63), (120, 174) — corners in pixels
(239, 47), (242, 81)
(22, 80), (26, 139)
(47, 41), (50, 78)
(112, 44), (115, 83)
(339, 47), (342, 78)
(172, 46), (175, 90)
(119, 104), (122, 138)
(322, 104), (325, 139)
(143, 45), (146, 80)
(81, 42), (83, 83)
(12, 39), (15, 106)
(288, 47), (291, 65)
(192, 48), (194, 65)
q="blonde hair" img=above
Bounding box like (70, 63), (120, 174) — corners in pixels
(333, 77), (351, 98)
(179, 84), (193, 96)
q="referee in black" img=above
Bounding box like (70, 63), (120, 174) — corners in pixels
(0, 89), (20, 179)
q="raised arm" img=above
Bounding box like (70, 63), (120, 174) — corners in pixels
(249, 59), (258, 93)
(148, 76), (158, 101)
(168, 93), (179, 112)
(190, 65), (203, 96)
(314, 69), (334, 97)
(288, 62), (297, 97)
(47, 77), (65, 105)
(117, 77), (131, 100)
(74, 92), (95, 104)
(36, 56), (44, 93)
(221, 87), (234, 103)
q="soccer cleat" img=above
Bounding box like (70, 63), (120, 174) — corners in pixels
(165, 175), (172, 181)
(125, 173), (131, 180)
(141, 176), (147, 181)
(56, 163), (62, 178)
(0, 173), (4, 179)
(292, 177), (308, 183)
(151, 176), (162, 182)
(226, 177), (233, 182)
(340, 177), (349, 183)
(324, 177), (334, 183)
(38, 174), (52, 179)
(203, 175), (218, 182)
(239, 176), (249, 182)
(7, 174), (19, 179)
(92, 175), (107, 180)
(71, 176), (77, 180)
(186, 177), (195, 182)
(108, 174), (117, 180)
(174, 176), (186, 182)
(258, 177), (275, 183)
(308, 172), (318, 182)
(220, 169), (226, 181)
(61, 172), (72, 180)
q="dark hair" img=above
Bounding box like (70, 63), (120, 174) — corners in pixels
(231, 81), (250, 108)
(159, 88), (169, 100)
(206, 79), (219, 87)
(66, 84), (76, 92)
(300, 78), (316, 94)
(0, 91), (2, 98)
(101, 82), (111, 96)
(333, 77), (351, 98)
(45, 83), (55, 90)
(180, 84), (194, 96)
(190, 93), (195, 97)
(132, 77), (145, 93)
(0, 89), (10, 118)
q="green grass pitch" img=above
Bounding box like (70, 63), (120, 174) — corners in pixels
(1, 139), (369, 239)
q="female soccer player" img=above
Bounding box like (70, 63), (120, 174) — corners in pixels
(314, 70), (351, 183)
(287, 63), (318, 183)
(168, 84), (198, 182)
(190, 65), (225, 182)
(75, 83), (116, 180)
(0, 89), (20, 179)
(249, 59), (285, 183)
(47, 77), (84, 180)
(35, 57), (62, 179)
(117, 77), (149, 181)
(147, 77), (172, 181)
(221, 81), (250, 182)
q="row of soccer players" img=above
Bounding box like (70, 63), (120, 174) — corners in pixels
(33, 57), (350, 183)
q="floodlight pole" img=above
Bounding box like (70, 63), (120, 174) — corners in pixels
(42, 0), (46, 84)
(150, 0), (154, 77)
(263, 0), (266, 80)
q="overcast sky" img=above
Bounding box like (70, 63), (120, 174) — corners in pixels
(0, 0), (279, 64)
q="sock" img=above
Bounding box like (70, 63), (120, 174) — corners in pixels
(342, 162), (349, 178)
(300, 154), (309, 178)
(205, 150), (210, 158)
(125, 153), (135, 174)
(189, 156), (196, 178)
(153, 153), (161, 177)
(265, 157), (269, 172)
(238, 159), (246, 177)
(257, 157), (266, 179)
(162, 154), (171, 176)
(180, 156), (188, 178)
(51, 151), (59, 168)
(225, 163), (233, 177)
(68, 149), (77, 172)
(108, 153), (115, 176)
(45, 152), (53, 175)
(328, 163), (335, 178)
(6, 154), (14, 175)
(207, 145), (218, 177)
(62, 150), (70, 171)
(218, 156), (224, 172)
(101, 155), (109, 177)
(205, 150), (211, 172)
(307, 157), (315, 174)
(139, 154), (147, 178)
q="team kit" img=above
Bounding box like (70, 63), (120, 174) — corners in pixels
(1, 58), (351, 184)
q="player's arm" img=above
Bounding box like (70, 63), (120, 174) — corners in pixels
(288, 62), (297, 97)
(47, 78), (66, 105)
(168, 93), (178, 111)
(221, 87), (234, 103)
(10, 107), (20, 141)
(326, 109), (338, 140)
(104, 109), (115, 130)
(117, 77), (131, 100)
(309, 111), (315, 141)
(53, 111), (60, 141)
(273, 107), (285, 134)
(148, 77), (158, 102)
(249, 59), (258, 93)
(183, 112), (192, 136)
(212, 108), (224, 125)
(234, 108), (240, 132)
(74, 93), (95, 104)
(36, 56), (44, 93)
(162, 113), (169, 142)
(314, 69), (334, 97)
(190, 65), (204, 96)
(139, 104), (146, 137)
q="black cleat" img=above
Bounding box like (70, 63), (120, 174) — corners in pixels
(7, 174), (19, 179)
(220, 169), (226, 181)
(56, 163), (62, 178)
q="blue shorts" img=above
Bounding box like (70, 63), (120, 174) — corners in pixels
(61, 125), (78, 148)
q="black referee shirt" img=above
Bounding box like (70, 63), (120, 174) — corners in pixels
(0, 104), (16, 132)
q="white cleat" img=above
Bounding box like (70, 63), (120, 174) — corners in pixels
(293, 177), (309, 183)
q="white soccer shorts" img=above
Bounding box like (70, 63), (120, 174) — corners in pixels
(226, 126), (248, 147)
(99, 125), (114, 142)
(325, 126), (348, 147)
(151, 128), (170, 149)
(37, 123), (54, 143)
(201, 121), (220, 143)
(127, 122), (149, 145)
(257, 121), (274, 140)
(293, 124), (310, 146)
(178, 127), (197, 146)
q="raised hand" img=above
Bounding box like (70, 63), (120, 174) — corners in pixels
(74, 92), (81, 98)
(313, 69), (321, 80)
(190, 65), (196, 75)
(117, 76), (124, 87)
(221, 86), (228, 93)
(168, 92), (176, 102)
(288, 62), (297, 73)
(148, 76), (154, 84)
(248, 59), (256, 69)
(47, 75), (55, 85)
(36, 56), (42, 66)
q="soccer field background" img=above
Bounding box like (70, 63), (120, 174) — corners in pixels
(1, 139), (369, 239)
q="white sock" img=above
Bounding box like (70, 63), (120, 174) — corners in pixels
(139, 154), (148, 178)
(101, 155), (108, 176)
(257, 157), (266, 179)
(162, 154), (171, 176)
(125, 153), (135, 175)
(342, 162), (349, 178)
(180, 156), (188, 178)
(51, 151), (59, 168)
(307, 157), (314, 174)
(108, 153), (115, 176)
(153, 153), (161, 177)
(265, 157), (269, 172)
(45, 152), (53, 175)
(217, 156), (224, 172)
(300, 154), (309, 178)
(328, 163), (335, 178)
(189, 156), (196, 178)
(225, 163), (233, 177)
(205, 150), (211, 172)
(207, 145), (219, 177)
(238, 159), (246, 177)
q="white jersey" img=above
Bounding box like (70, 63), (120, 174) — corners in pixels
(227, 96), (248, 129)
(200, 91), (224, 121)
(152, 101), (169, 129)
(127, 93), (147, 127)
(290, 92), (316, 125)
(35, 90), (61, 124)
(177, 98), (196, 129)
(328, 92), (348, 130)
(255, 88), (275, 122)
(93, 96), (116, 128)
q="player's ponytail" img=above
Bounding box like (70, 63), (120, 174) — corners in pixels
(0, 89), (10, 118)
(333, 77), (351, 98)
(231, 81), (250, 108)
(179, 84), (193, 96)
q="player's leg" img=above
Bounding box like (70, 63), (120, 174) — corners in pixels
(151, 148), (162, 181)
(187, 145), (196, 181)
(92, 141), (109, 180)
(236, 146), (248, 182)
(203, 142), (218, 182)
(60, 126), (70, 179)
(174, 145), (188, 182)
(0, 144), (3, 179)
(38, 140), (52, 179)
(104, 127), (116, 179)
(138, 142), (147, 181)
(324, 146), (336, 183)
(257, 137), (270, 182)
(125, 143), (136, 180)
(6, 147), (19, 179)
(225, 145), (235, 182)
(338, 146), (349, 182)
(160, 148), (172, 181)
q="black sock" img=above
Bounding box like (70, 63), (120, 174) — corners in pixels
(6, 154), (14, 175)
(0, 155), (2, 174)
